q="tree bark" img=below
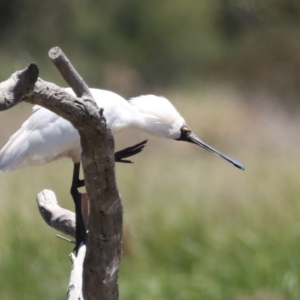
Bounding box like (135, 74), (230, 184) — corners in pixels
(37, 189), (76, 238)
(0, 48), (123, 300)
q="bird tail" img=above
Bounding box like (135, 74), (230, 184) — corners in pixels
(0, 127), (29, 172)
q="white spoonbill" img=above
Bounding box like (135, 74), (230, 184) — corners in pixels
(0, 87), (244, 247)
(0, 88), (244, 172)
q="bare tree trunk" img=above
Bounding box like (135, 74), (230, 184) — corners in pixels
(0, 47), (123, 300)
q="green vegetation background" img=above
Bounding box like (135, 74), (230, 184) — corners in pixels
(0, 1), (300, 299)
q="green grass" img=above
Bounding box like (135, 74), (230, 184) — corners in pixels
(117, 154), (300, 300)
(0, 88), (299, 299)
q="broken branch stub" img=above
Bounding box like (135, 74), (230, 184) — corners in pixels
(49, 47), (93, 101)
(37, 189), (76, 238)
(0, 63), (38, 110)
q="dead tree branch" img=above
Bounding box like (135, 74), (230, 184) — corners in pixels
(49, 47), (93, 100)
(37, 189), (75, 238)
(68, 243), (86, 300)
(0, 47), (123, 300)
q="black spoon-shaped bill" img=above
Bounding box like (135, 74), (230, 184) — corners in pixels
(177, 127), (245, 170)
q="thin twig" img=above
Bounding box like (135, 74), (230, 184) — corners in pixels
(56, 234), (75, 244)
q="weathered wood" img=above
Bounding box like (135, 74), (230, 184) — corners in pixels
(37, 177), (89, 244)
(0, 63), (38, 111)
(47, 48), (123, 299)
(0, 48), (123, 300)
(81, 108), (123, 300)
(37, 189), (75, 238)
(49, 47), (93, 100)
(67, 243), (86, 300)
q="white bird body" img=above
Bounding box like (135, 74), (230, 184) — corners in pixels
(0, 88), (244, 172)
(0, 88), (186, 171)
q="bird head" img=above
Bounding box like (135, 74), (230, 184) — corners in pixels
(129, 95), (186, 139)
(129, 95), (244, 170)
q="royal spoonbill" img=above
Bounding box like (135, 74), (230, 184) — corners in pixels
(0, 88), (244, 247)
(0, 88), (244, 172)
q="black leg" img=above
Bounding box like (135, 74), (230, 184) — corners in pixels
(70, 162), (86, 252)
(75, 140), (148, 188)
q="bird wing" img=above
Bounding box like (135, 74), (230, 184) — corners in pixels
(0, 88), (144, 172)
(0, 106), (80, 171)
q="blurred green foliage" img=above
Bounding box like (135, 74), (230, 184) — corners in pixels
(0, 0), (300, 104)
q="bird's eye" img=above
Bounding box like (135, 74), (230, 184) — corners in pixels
(182, 126), (190, 134)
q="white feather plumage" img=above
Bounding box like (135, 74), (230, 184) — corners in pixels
(0, 88), (244, 171)
(0, 88), (186, 171)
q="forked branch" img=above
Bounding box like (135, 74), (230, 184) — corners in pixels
(0, 47), (123, 300)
